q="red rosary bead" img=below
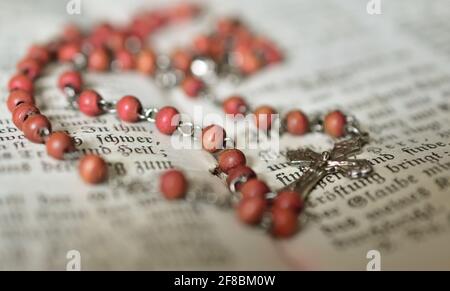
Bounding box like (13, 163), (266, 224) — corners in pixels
(202, 124), (226, 153)
(237, 197), (267, 225)
(115, 49), (135, 71)
(222, 95), (248, 117)
(226, 165), (256, 191)
(208, 37), (226, 62)
(193, 34), (211, 55)
(273, 191), (303, 214)
(63, 24), (83, 43)
(171, 49), (192, 73)
(155, 106), (180, 135)
(254, 105), (276, 130)
(7, 90), (34, 113)
(324, 110), (347, 138)
(89, 23), (114, 48)
(271, 208), (298, 238)
(46, 132), (75, 160)
(234, 28), (253, 48)
(136, 48), (156, 75)
(45, 40), (61, 59)
(22, 114), (52, 143)
(181, 76), (204, 98)
(79, 154), (108, 184)
(216, 18), (240, 36)
(58, 43), (81, 63)
(12, 103), (40, 130)
(285, 110), (309, 135)
(17, 58), (42, 80)
(254, 38), (283, 65)
(78, 90), (104, 116)
(27, 44), (51, 65)
(130, 14), (154, 38)
(58, 70), (83, 93)
(108, 30), (128, 52)
(240, 51), (261, 75)
(88, 47), (110, 71)
(240, 179), (270, 200)
(116, 95), (142, 123)
(8, 74), (34, 94)
(217, 149), (246, 174)
(160, 169), (188, 200)
(169, 2), (201, 21)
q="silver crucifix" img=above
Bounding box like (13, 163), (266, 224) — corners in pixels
(283, 133), (373, 198)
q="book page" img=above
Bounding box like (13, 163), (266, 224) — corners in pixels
(0, 0), (449, 270)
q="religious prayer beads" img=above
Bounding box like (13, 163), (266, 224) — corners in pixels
(5, 2), (373, 238)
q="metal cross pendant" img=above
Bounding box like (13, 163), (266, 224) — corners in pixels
(283, 135), (373, 198)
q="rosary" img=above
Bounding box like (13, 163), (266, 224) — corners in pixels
(5, 3), (373, 238)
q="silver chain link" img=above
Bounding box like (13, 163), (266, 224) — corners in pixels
(176, 121), (202, 138)
(99, 99), (117, 114)
(138, 108), (159, 123)
(63, 86), (79, 109)
(72, 53), (88, 71)
(309, 113), (324, 133)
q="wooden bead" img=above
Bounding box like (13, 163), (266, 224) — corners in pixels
(79, 154), (108, 184)
(78, 90), (103, 116)
(58, 71), (83, 93)
(12, 103), (40, 130)
(222, 95), (248, 117)
(7, 90), (34, 113)
(202, 124), (226, 153)
(240, 52), (261, 75)
(324, 110), (347, 138)
(240, 179), (270, 200)
(254, 38), (283, 64)
(160, 169), (188, 200)
(22, 114), (52, 143)
(169, 2), (200, 21)
(17, 58), (42, 80)
(254, 105), (276, 130)
(63, 24), (83, 42)
(209, 37), (226, 62)
(171, 49), (192, 73)
(108, 30), (128, 52)
(115, 49), (134, 71)
(116, 95), (142, 123)
(45, 40), (62, 59)
(271, 209), (298, 238)
(155, 106), (180, 135)
(27, 44), (51, 65)
(217, 149), (246, 174)
(88, 48), (110, 71)
(8, 74), (34, 94)
(285, 110), (309, 135)
(273, 191), (303, 214)
(193, 35), (211, 55)
(234, 28), (253, 48)
(237, 197), (267, 225)
(130, 16), (152, 39)
(58, 43), (81, 63)
(89, 23), (113, 48)
(216, 17), (240, 36)
(226, 166), (256, 191)
(136, 49), (156, 75)
(234, 40), (252, 58)
(46, 132), (75, 160)
(181, 76), (204, 98)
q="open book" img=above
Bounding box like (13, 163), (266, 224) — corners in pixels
(0, 0), (449, 270)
